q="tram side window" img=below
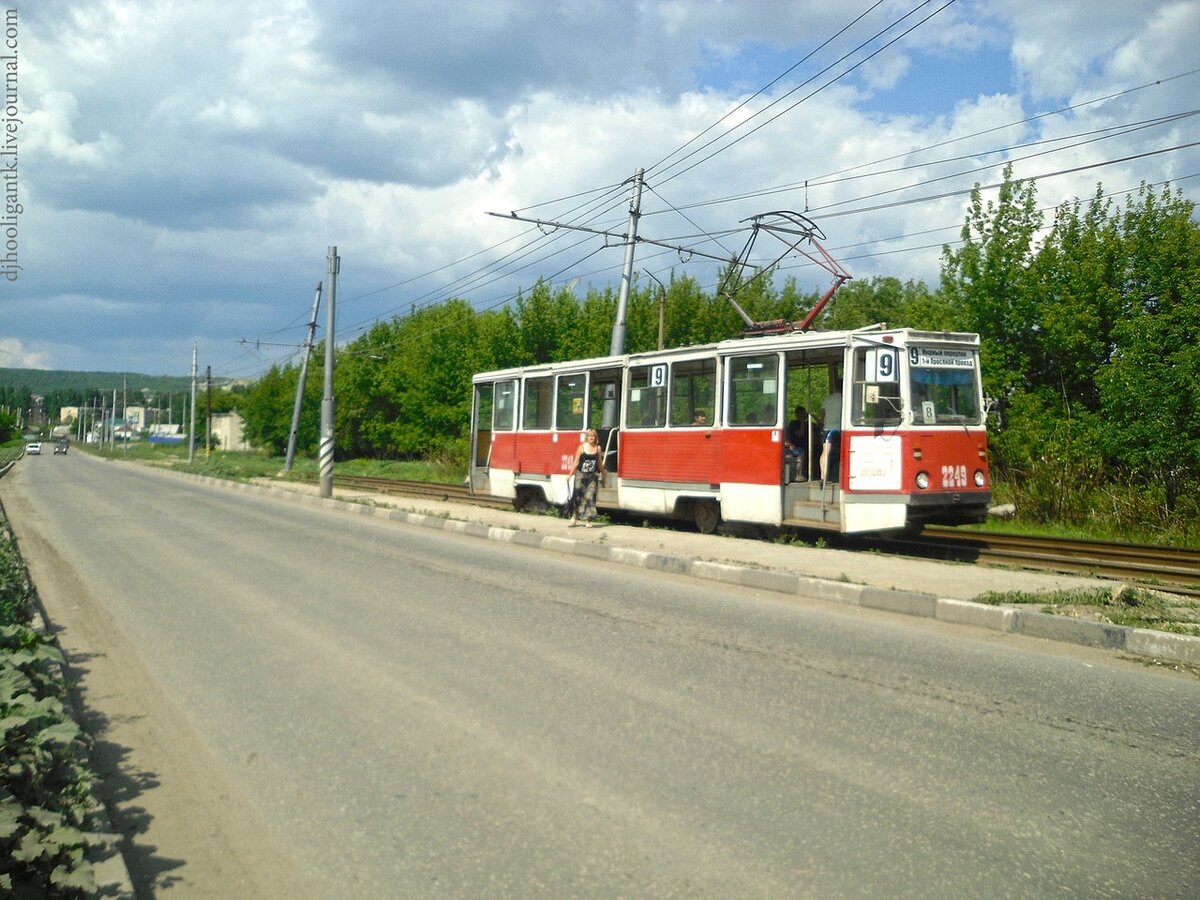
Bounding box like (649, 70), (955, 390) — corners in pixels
(556, 374), (586, 431)
(627, 365), (667, 428)
(522, 377), (553, 430)
(851, 347), (902, 427)
(590, 378), (620, 431)
(669, 358), (717, 426)
(494, 379), (517, 431)
(728, 354), (779, 426)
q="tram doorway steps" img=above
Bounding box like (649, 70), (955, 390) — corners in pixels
(784, 482), (840, 526)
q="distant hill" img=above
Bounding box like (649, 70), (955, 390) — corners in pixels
(0, 368), (196, 395)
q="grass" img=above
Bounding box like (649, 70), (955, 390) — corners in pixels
(81, 441), (462, 484)
(975, 586), (1200, 636)
(0, 440), (25, 468)
(952, 516), (1197, 549)
(977, 481), (1199, 549)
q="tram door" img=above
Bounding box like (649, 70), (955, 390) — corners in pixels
(470, 378), (517, 496)
(590, 368), (623, 482)
(784, 355), (832, 483)
(470, 381), (493, 496)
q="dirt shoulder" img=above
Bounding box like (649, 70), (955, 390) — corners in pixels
(4, 487), (319, 898)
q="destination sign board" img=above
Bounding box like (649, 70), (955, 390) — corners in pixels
(908, 347), (975, 369)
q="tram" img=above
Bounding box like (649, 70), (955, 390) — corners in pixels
(469, 325), (991, 534)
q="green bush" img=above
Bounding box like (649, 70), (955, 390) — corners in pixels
(0, 625), (108, 895)
(0, 530), (31, 628)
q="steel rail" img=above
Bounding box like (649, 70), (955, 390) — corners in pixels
(903, 528), (1200, 593)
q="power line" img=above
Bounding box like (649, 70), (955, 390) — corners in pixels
(653, 0), (961, 187)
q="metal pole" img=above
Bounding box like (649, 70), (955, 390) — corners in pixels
(205, 366), (212, 458)
(188, 342), (198, 464)
(284, 281), (323, 473)
(608, 167), (644, 358)
(319, 247), (339, 498)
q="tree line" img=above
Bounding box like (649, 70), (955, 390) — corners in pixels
(238, 174), (1199, 539)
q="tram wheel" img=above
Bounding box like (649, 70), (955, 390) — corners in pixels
(693, 500), (721, 535)
(513, 487), (548, 513)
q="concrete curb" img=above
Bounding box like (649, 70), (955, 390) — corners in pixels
(131, 465), (1200, 669)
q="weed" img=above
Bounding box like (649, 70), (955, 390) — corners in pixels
(976, 586), (1200, 634)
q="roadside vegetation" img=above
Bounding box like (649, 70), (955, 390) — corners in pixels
(0, 504), (112, 895)
(976, 585), (1200, 638)
(85, 440), (463, 484)
(0, 440), (23, 470)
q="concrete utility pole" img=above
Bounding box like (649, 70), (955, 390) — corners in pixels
(284, 281), (322, 474)
(610, 167), (644, 357)
(188, 342), (198, 464)
(109, 389), (117, 452)
(319, 247), (339, 499)
(205, 366), (212, 458)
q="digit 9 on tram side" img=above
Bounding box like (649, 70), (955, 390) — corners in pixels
(469, 325), (991, 535)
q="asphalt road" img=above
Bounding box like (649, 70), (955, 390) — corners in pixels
(5, 452), (1199, 898)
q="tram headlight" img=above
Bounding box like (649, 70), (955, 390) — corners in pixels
(974, 469), (986, 487)
(915, 471), (930, 490)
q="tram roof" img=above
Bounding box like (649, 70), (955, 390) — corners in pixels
(472, 326), (980, 382)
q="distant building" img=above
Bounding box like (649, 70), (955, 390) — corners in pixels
(211, 412), (250, 451)
(123, 406), (147, 433)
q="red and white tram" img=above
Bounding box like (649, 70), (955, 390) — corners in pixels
(469, 325), (991, 534)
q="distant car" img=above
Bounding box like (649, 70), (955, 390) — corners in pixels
(26, 441), (41, 455)
(54, 440), (69, 455)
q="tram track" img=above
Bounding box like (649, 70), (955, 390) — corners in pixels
(324, 474), (513, 509)
(322, 475), (1198, 595)
(898, 528), (1200, 596)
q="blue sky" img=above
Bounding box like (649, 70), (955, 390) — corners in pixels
(3, 0), (1198, 378)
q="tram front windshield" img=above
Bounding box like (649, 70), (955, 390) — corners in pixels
(908, 347), (982, 426)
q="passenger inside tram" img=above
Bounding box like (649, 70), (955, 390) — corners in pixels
(820, 366), (842, 485)
(785, 405), (819, 481)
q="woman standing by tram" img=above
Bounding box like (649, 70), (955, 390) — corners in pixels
(568, 428), (606, 527)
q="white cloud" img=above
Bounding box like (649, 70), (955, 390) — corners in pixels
(23, 91), (120, 165)
(0, 338), (50, 369)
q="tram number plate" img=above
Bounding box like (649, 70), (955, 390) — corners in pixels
(940, 464), (968, 488)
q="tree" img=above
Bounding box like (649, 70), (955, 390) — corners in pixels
(818, 276), (955, 332)
(0, 409), (15, 444)
(240, 362), (312, 456)
(940, 165), (1044, 399)
(1096, 185), (1200, 513)
(1026, 188), (1123, 410)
